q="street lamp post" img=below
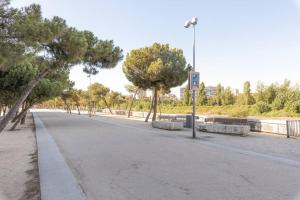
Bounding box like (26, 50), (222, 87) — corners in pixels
(184, 17), (198, 138)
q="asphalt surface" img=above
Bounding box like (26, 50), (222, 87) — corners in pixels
(36, 112), (300, 200)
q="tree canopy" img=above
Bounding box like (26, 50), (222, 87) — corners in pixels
(0, 0), (27, 71)
(0, 2), (122, 132)
(123, 43), (190, 121)
(83, 31), (123, 76)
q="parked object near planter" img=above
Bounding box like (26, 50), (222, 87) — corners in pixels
(152, 121), (184, 131)
(198, 123), (250, 136)
(186, 115), (193, 128)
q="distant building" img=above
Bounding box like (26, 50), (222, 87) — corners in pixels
(180, 85), (237, 100)
(205, 86), (238, 96)
(205, 86), (216, 97)
(180, 87), (199, 100)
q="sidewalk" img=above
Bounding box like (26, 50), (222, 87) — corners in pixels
(33, 112), (86, 200)
(0, 113), (40, 200)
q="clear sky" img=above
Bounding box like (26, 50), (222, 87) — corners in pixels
(11, 0), (300, 96)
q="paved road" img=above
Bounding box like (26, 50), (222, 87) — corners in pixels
(36, 112), (300, 200)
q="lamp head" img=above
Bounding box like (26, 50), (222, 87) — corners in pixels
(184, 20), (191, 28)
(191, 17), (198, 25)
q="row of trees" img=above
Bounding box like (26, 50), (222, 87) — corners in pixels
(39, 79), (300, 118)
(0, 1), (122, 132)
(182, 80), (300, 114)
(59, 83), (126, 116)
(183, 81), (248, 106)
(40, 82), (169, 118)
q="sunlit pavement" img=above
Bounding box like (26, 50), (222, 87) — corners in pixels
(35, 111), (300, 200)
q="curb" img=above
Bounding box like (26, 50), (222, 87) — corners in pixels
(33, 112), (86, 200)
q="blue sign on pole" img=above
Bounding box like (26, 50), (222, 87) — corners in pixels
(190, 72), (200, 90)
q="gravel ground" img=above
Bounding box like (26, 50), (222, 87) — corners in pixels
(0, 113), (40, 200)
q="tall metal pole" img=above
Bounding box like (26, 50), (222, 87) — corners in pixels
(88, 73), (92, 117)
(184, 17), (198, 139)
(192, 25), (196, 138)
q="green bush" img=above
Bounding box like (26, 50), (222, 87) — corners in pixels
(255, 101), (272, 113)
(272, 93), (286, 110)
(138, 104), (144, 110)
(228, 106), (250, 117)
(286, 101), (300, 113)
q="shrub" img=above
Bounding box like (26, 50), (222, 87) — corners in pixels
(285, 101), (300, 113)
(272, 93), (286, 110)
(229, 106), (250, 117)
(255, 101), (272, 113)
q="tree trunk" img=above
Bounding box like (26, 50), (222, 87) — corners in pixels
(76, 103), (80, 115)
(152, 88), (158, 122)
(68, 103), (71, 114)
(145, 96), (154, 122)
(88, 102), (92, 117)
(10, 107), (29, 131)
(158, 96), (162, 119)
(103, 98), (113, 114)
(11, 104), (31, 123)
(0, 69), (48, 133)
(14, 111), (18, 118)
(10, 116), (22, 131)
(20, 110), (27, 125)
(63, 100), (71, 114)
(128, 90), (137, 118)
(3, 106), (7, 116)
(92, 102), (94, 114)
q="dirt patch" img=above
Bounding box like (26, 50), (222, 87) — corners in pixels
(0, 113), (40, 200)
(20, 150), (40, 200)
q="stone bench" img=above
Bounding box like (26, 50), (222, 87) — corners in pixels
(157, 115), (187, 121)
(114, 110), (126, 115)
(198, 123), (250, 136)
(152, 121), (184, 130)
(158, 115), (177, 121)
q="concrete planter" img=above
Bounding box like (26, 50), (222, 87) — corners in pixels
(151, 121), (184, 131)
(114, 110), (126, 115)
(198, 123), (250, 136)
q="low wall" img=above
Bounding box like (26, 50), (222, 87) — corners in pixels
(204, 116), (288, 135)
(205, 117), (248, 125)
(198, 123), (250, 136)
(248, 119), (287, 135)
(99, 109), (152, 118)
(152, 121), (183, 130)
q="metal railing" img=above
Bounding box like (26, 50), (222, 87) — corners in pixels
(287, 120), (300, 138)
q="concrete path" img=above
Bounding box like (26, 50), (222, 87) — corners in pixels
(35, 112), (300, 200)
(33, 113), (86, 200)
